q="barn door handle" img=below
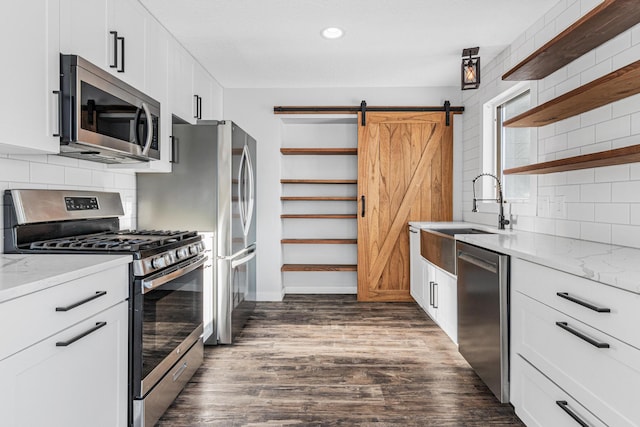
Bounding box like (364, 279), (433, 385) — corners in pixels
(361, 195), (365, 217)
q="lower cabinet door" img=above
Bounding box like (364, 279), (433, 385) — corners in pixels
(511, 354), (607, 427)
(0, 302), (128, 427)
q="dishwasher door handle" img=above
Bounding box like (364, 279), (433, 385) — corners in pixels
(457, 251), (497, 273)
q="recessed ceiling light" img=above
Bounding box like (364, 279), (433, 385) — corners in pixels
(321, 27), (344, 39)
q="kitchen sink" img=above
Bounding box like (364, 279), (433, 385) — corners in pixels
(420, 227), (494, 275)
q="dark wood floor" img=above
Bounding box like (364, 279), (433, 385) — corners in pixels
(157, 295), (523, 426)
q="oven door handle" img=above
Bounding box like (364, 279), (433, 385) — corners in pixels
(141, 255), (206, 294)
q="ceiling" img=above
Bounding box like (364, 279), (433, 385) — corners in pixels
(140, 0), (559, 89)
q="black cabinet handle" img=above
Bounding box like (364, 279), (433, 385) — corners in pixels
(429, 281), (433, 307)
(109, 31), (118, 68)
(194, 94), (199, 119)
(117, 36), (125, 72)
(555, 321), (610, 349)
(170, 135), (177, 163)
(55, 291), (107, 312)
(56, 322), (107, 347)
(555, 400), (589, 427)
(361, 195), (365, 217)
(198, 96), (203, 119)
(433, 282), (438, 309)
(556, 292), (610, 313)
(52, 90), (62, 137)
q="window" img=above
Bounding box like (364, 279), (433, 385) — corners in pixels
(497, 90), (531, 201)
(481, 83), (535, 206)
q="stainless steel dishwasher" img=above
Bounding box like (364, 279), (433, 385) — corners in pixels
(456, 240), (510, 403)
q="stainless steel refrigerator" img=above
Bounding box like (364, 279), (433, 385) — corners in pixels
(137, 120), (257, 345)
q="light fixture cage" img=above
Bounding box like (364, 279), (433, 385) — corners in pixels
(461, 47), (480, 90)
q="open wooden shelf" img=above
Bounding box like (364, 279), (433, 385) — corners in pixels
(281, 214), (357, 219)
(281, 238), (357, 244)
(503, 59), (640, 128)
(281, 264), (357, 272)
(503, 0), (640, 81)
(504, 143), (640, 175)
(281, 196), (357, 201)
(281, 148), (357, 155)
(281, 179), (358, 184)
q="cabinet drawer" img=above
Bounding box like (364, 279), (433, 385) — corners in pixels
(512, 258), (640, 349)
(513, 291), (640, 427)
(511, 354), (606, 427)
(0, 265), (128, 361)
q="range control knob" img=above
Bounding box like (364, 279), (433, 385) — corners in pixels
(164, 253), (174, 265)
(152, 257), (166, 269)
(189, 245), (198, 255)
(177, 248), (189, 259)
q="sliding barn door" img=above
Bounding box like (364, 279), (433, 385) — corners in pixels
(357, 112), (453, 302)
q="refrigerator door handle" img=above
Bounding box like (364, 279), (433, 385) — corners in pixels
(231, 250), (256, 269)
(244, 144), (255, 234)
(217, 243), (256, 261)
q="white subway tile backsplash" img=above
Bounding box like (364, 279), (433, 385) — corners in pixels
(0, 158), (30, 182)
(579, 140), (610, 154)
(580, 0), (603, 16)
(47, 155), (79, 167)
(64, 167), (93, 186)
(594, 203), (629, 224)
(595, 115), (630, 142)
(580, 58), (612, 85)
(612, 42), (640, 70)
(612, 224), (640, 248)
(611, 135), (638, 149)
(113, 173), (136, 190)
(580, 222), (611, 243)
(580, 105), (612, 127)
(595, 31), (631, 64)
(632, 112), (640, 135)
(30, 162), (64, 185)
(612, 181), (640, 202)
(566, 168), (594, 184)
(554, 74), (581, 95)
(567, 51), (595, 78)
(555, 219), (581, 238)
(612, 93), (640, 118)
(543, 134), (568, 154)
(594, 164), (630, 182)
(630, 164), (640, 180)
(630, 204), (640, 225)
(534, 217), (556, 234)
(555, 116), (581, 134)
(568, 202), (595, 221)
(555, 1), (581, 39)
(580, 183), (611, 202)
(555, 184), (580, 202)
(567, 126), (595, 148)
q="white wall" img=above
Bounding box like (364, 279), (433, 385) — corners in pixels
(462, 0), (640, 247)
(0, 154), (137, 250)
(224, 87), (461, 301)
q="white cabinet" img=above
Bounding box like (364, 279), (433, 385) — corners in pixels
(169, 38), (196, 124)
(422, 263), (457, 344)
(60, 0), (108, 72)
(511, 258), (640, 427)
(0, 0), (61, 154)
(409, 226), (423, 307)
(0, 263), (129, 427)
(107, 0), (147, 89)
(193, 62), (213, 120)
(60, 0), (146, 90)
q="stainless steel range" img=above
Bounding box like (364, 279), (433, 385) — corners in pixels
(3, 189), (207, 427)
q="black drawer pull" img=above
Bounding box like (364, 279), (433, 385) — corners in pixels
(556, 400), (589, 427)
(361, 195), (365, 217)
(55, 291), (107, 312)
(56, 322), (107, 347)
(557, 292), (610, 313)
(555, 321), (610, 349)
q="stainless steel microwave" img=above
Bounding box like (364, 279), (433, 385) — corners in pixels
(59, 54), (160, 164)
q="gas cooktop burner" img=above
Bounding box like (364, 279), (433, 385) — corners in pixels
(29, 230), (199, 252)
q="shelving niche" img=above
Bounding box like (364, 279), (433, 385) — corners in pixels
(280, 115), (358, 293)
(502, 0), (640, 176)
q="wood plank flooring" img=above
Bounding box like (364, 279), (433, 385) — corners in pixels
(157, 295), (523, 426)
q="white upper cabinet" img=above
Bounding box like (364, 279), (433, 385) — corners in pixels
(60, 0), (146, 89)
(168, 38), (196, 124)
(0, 0), (61, 154)
(59, 0), (108, 71)
(107, 0), (147, 90)
(193, 62), (213, 120)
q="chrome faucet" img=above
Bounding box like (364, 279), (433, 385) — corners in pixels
(472, 173), (510, 230)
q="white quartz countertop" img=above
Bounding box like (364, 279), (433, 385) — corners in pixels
(0, 254), (132, 303)
(409, 221), (640, 295)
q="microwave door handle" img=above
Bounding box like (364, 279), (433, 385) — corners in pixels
(141, 102), (153, 156)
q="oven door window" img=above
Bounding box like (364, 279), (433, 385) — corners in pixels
(81, 81), (151, 148)
(142, 265), (203, 379)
